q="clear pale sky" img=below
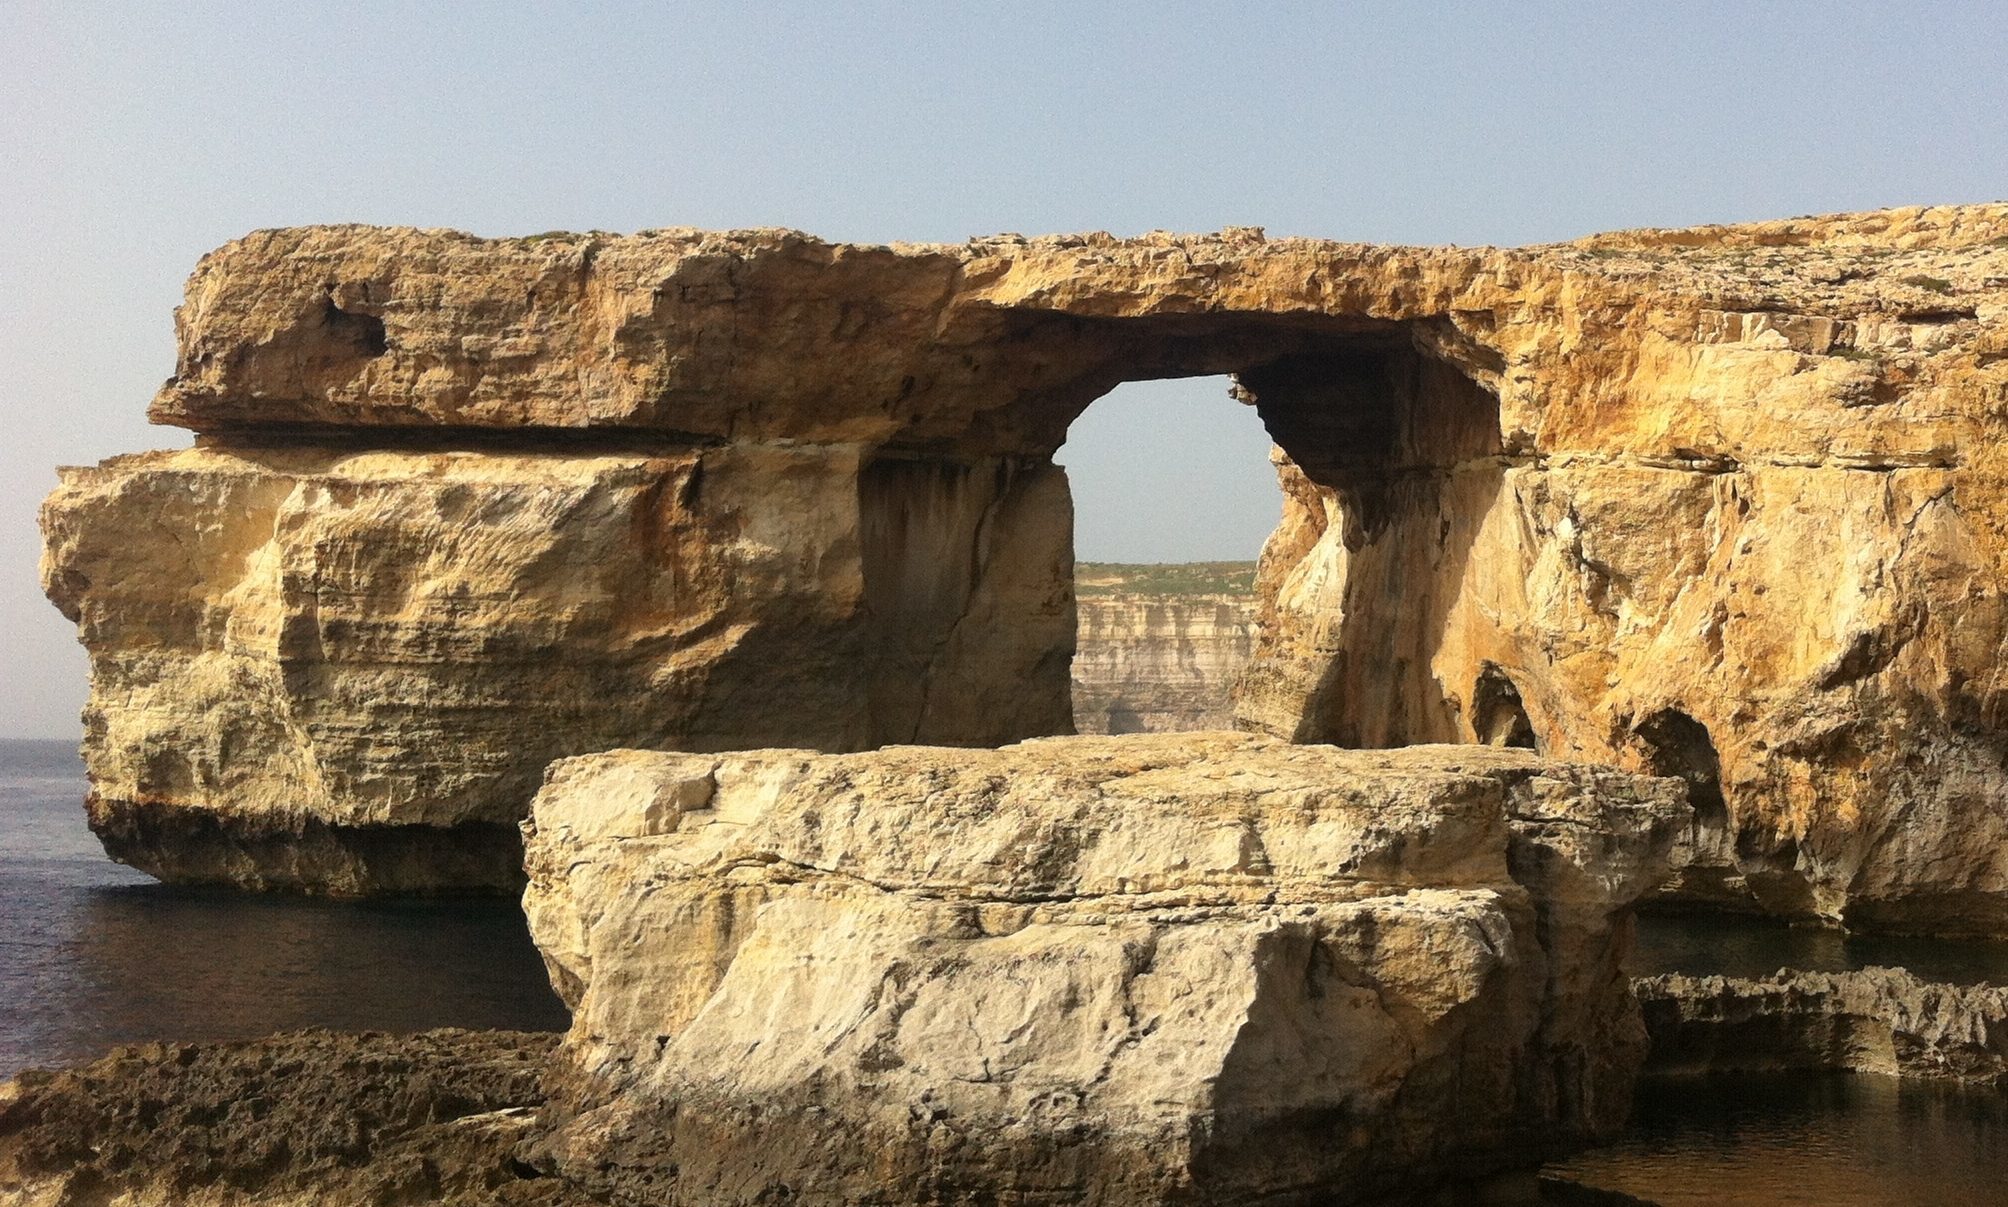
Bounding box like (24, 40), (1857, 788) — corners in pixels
(3, 2), (2004, 737)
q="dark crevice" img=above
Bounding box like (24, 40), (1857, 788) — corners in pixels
(1472, 666), (1538, 751)
(322, 292), (388, 358)
(1235, 341), (1501, 542)
(1633, 709), (1727, 828)
(1224, 331), (1506, 749)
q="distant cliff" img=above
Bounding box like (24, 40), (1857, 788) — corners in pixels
(1071, 563), (1258, 734)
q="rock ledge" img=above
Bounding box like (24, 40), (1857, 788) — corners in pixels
(1639, 966), (2008, 1083)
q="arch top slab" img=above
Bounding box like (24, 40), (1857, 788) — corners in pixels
(153, 225), (1519, 455)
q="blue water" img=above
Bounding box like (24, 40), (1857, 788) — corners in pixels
(0, 738), (566, 1077)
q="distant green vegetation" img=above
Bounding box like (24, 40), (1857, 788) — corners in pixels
(1075, 561), (1258, 596)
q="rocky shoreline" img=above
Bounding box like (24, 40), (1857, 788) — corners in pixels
(2, 733), (1693, 1205)
(0, 1028), (1665, 1207)
(0, 1029), (567, 1206)
(13, 962), (2004, 1205)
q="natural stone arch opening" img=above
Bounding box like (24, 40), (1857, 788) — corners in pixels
(52, 216), (2008, 930)
(852, 312), (1509, 749)
(1060, 376), (1280, 565)
(1060, 376), (1278, 735)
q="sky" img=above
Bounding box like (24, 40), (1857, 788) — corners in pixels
(2, 1), (2004, 737)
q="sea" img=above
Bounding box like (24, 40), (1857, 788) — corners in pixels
(4, 737), (2007, 1204)
(0, 738), (566, 1077)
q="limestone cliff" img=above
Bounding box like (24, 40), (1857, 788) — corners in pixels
(42, 444), (1071, 891)
(41, 204), (2008, 926)
(518, 734), (1686, 1205)
(1071, 563), (1257, 733)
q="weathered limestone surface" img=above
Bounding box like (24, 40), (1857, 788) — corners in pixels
(1637, 967), (2008, 1084)
(518, 734), (1686, 1205)
(1229, 211), (2008, 934)
(42, 203), (2008, 925)
(1071, 593), (1257, 733)
(43, 443), (1070, 890)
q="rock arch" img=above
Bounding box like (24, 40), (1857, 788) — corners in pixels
(1633, 708), (1726, 828)
(42, 208), (2008, 934)
(846, 310), (1510, 748)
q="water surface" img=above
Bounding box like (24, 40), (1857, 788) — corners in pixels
(1549, 1072), (2008, 1206)
(0, 738), (567, 1077)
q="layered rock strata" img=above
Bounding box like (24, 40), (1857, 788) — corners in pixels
(1637, 967), (2008, 1084)
(44, 443), (1071, 891)
(1071, 592), (1258, 733)
(41, 204), (2008, 924)
(517, 733), (1686, 1205)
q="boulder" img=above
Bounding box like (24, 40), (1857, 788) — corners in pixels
(518, 733), (1686, 1205)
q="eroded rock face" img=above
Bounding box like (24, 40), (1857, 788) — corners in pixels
(1231, 212), (2008, 934)
(1638, 968), (2008, 1084)
(41, 204), (2008, 921)
(518, 733), (1686, 1205)
(43, 443), (1071, 890)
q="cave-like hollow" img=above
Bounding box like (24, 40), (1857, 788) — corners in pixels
(854, 311), (1511, 751)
